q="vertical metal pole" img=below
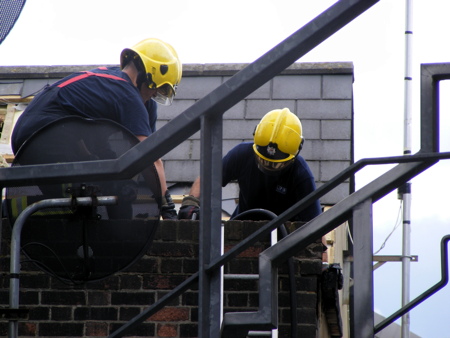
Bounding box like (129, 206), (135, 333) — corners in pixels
(403, 0), (414, 158)
(351, 199), (374, 338)
(9, 214), (22, 338)
(198, 114), (223, 337)
(270, 230), (278, 338)
(401, 191), (411, 338)
(401, 1), (413, 336)
(8, 197), (117, 338)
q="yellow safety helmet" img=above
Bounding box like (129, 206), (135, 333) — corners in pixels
(120, 38), (182, 105)
(253, 108), (304, 173)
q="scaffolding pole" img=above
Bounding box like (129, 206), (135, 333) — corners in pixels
(401, 0), (414, 337)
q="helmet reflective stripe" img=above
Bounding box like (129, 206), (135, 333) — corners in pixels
(120, 38), (182, 105)
(253, 108), (303, 163)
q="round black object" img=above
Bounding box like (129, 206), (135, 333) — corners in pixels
(5, 117), (161, 284)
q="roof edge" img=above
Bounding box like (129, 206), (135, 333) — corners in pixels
(0, 62), (354, 79)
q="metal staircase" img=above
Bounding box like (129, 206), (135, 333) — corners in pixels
(1, 0), (450, 336)
(222, 227), (279, 338)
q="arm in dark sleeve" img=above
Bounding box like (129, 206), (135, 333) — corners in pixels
(291, 158), (322, 222)
(145, 99), (158, 133)
(221, 144), (244, 187)
(293, 179), (322, 222)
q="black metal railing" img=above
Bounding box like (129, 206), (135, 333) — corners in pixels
(2, 0), (450, 335)
(105, 150), (450, 337)
(1, 3), (382, 335)
(375, 234), (450, 333)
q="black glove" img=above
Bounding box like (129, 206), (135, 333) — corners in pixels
(177, 195), (200, 220)
(161, 190), (178, 220)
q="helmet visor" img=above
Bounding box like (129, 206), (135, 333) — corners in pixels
(255, 154), (294, 175)
(151, 83), (176, 106)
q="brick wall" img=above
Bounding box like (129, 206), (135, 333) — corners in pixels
(0, 219), (323, 337)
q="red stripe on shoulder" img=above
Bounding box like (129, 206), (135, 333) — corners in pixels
(57, 71), (127, 88)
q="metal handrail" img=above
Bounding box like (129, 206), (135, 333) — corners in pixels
(1, 1), (449, 336)
(1, 1), (385, 336)
(8, 197), (118, 338)
(208, 152), (450, 273)
(219, 154), (446, 336)
(375, 235), (450, 333)
(109, 151), (450, 337)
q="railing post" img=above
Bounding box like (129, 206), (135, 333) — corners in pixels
(351, 198), (374, 338)
(198, 113), (223, 337)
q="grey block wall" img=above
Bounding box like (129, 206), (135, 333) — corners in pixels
(158, 63), (354, 205)
(0, 62), (354, 206)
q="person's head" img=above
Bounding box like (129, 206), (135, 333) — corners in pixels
(253, 108), (304, 176)
(120, 38), (182, 105)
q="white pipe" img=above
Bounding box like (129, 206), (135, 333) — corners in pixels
(401, 0), (413, 337)
(401, 192), (412, 338)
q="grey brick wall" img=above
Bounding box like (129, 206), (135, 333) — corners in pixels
(158, 63), (354, 205)
(0, 62), (354, 206)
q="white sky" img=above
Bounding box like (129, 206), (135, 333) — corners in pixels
(1, 1), (450, 337)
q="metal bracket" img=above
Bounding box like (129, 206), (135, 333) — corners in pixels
(372, 255), (418, 271)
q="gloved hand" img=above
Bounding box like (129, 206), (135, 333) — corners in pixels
(161, 190), (178, 220)
(177, 195), (200, 220)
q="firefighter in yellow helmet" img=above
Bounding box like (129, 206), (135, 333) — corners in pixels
(178, 108), (321, 221)
(252, 107), (305, 175)
(120, 38), (182, 106)
(12, 38), (182, 219)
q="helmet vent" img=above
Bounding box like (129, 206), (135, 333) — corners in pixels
(160, 65), (168, 75)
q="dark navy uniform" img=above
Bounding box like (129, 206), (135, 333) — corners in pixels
(222, 142), (321, 222)
(12, 67), (157, 154)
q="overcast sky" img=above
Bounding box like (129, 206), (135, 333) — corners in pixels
(1, 1), (449, 337)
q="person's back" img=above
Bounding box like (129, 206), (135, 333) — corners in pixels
(11, 67), (149, 154)
(11, 37), (183, 220)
